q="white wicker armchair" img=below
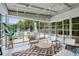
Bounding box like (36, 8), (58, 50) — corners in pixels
(28, 32), (39, 48)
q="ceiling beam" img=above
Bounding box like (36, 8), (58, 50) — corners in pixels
(18, 3), (58, 13)
(8, 10), (51, 17)
(63, 3), (72, 9)
(31, 5), (58, 13)
(4, 3), (9, 11)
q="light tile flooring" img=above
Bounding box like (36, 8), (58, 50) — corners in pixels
(2, 41), (30, 56)
(2, 39), (49, 56)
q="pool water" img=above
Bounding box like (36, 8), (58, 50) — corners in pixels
(13, 31), (24, 38)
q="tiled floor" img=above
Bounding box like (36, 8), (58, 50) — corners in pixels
(2, 39), (49, 56)
(2, 41), (30, 56)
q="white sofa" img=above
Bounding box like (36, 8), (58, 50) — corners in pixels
(54, 49), (75, 56)
(65, 39), (75, 46)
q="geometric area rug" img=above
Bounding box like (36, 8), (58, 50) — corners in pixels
(12, 46), (53, 56)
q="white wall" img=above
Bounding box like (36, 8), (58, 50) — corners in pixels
(51, 7), (79, 22)
(0, 3), (8, 15)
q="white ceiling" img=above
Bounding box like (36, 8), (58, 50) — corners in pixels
(6, 3), (79, 16)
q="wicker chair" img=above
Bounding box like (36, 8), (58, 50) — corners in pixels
(28, 32), (39, 48)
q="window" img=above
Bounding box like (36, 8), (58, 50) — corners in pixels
(40, 22), (44, 29)
(64, 19), (69, 38)
(36, 21), (39, 29)
(0, 14), (5, 46)
(7, 16), (24, 43)
(56, 21), (63, 35)
(72, 17), (79, 43)
(51, 22), (55, 35)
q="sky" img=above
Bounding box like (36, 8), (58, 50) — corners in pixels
(8, 17), (20, 24)
(2, 16), (20, 24)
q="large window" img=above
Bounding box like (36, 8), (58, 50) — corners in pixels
(40, 22), (44, 29)
(51, 22), (55, 35)
(36, 21), (39, 30)
(56, 21), (63, 35)
(51, 20), (69, 38)
(0, 15), (6, 46)
(7, 17), (22, 43)
(72, 17), (79, 43)
(23, 20), (34, 42)
(63, 19), (69, 38)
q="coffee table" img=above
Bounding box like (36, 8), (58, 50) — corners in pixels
(36, 42), (52, 56)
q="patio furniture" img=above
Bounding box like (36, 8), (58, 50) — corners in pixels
(39, 33), (45, 39)
(28, 32), (39, 48)
(65, 39), (76, 51)
(67, 43), (79, 53)
(74, 48), (79, 56)
(54, 49), (75, 56)
(52, 40), (61, 53)
(35, 42), (52, 56)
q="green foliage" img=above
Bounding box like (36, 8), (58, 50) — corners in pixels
(72, 17), (79, 23)
(36, 21), (39, 29)
(23, 19), (34, 30)
(3, 23), (16, 40)
(8, 24), (17, 31)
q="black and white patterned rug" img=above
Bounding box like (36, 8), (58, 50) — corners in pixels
(12, 46), (53, 56)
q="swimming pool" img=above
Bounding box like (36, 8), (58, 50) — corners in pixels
(13, 31), (24, 38)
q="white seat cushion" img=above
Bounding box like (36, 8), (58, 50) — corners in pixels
(65, 39), (75, 46)
(54, 49), (74, 56)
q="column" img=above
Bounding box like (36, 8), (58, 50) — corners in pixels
(34, 21), (37, 32)
(0, 14), (2, 55)
(55, 22), (57, 40)
(39, 21), (40, 38)
(44, 22), (45, 38)
(48, 22), (51, 40)
(21, 19), (24, 42)
(62, 21), (65, 44)
(69, 18), (72, 39)
(5, 15), (8, 47)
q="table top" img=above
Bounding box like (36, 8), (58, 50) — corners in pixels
(36, 42), (52, 49)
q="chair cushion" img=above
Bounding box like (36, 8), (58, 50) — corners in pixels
(54, 49), (74, 56)
(30, 40), (39, 44)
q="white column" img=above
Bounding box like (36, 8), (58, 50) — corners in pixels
(0, 15), (1, 37)
(44, 22), (45, 38)
(48, 22), (51, 40)
(69, 18), (72, 39)
(55, 22), (57, 40)
(21, 19), (24, 42)
(39, 21), (40, 38)
(34, 21), (37, 32)
(39, 21), (40, 31)
(5, 15), (8, 47)
(62, 21), (65, 44)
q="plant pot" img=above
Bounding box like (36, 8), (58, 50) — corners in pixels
(8, 38), (13, 49)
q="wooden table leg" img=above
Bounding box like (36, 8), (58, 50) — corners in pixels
(48, 46), (53, 56)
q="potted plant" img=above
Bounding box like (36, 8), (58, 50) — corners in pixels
(3, 23), (16, 49)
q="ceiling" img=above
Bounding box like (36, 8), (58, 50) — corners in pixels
(5, 3), (79, 17)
